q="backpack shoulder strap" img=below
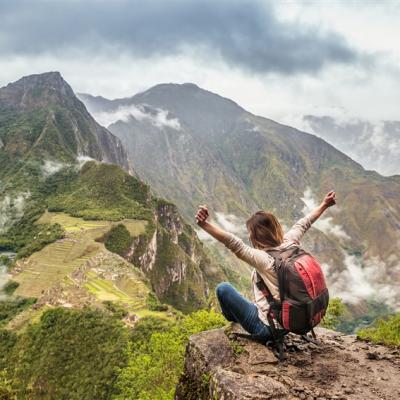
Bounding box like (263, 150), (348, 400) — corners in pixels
(263, 245), (302, 304)
(255, 271), (275, 304)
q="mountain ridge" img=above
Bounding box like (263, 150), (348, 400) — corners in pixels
(80, 83), (400, 311)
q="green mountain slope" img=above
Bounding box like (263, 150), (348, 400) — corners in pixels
(80, 84), (400, 309)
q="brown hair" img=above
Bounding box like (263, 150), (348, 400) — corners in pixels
(246, 211), (284, 249)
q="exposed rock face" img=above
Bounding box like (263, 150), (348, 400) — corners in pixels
(176, 324), (400, 400)
(123, 199), (226, 313)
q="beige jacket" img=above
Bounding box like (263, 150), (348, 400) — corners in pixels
(222, 214), (313, 325)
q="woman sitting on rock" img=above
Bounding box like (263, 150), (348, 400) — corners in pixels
(195, 191), (336, 343)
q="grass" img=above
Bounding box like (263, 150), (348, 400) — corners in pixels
(357, 313), (400, 347)
(12, 212), (147, 299)
(85, 272), (148, 311)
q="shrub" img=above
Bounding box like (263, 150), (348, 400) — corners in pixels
(7, 308), (129, 399)
(113, 309), (226, 400)
(321, 297), (346, 330)
(0, 297), (36, 326)
(104, 224), (132, 256)
(1, 281), (19, 296)
(357, 313), (400, 347)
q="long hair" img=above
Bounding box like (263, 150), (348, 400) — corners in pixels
(246, 211), (284, 249)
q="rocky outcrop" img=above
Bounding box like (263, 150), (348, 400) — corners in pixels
(176, 324), (400, 400)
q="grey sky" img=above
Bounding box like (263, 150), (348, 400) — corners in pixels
(0, 0), (399, 146)
(0, 0), (364, 75)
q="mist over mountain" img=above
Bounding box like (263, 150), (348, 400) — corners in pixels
(80, 84), (400, 310)
(302, 115), (400, 177)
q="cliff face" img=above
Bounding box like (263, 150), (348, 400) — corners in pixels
(175, 324), (400, 400)
(126, 199), (226, 312)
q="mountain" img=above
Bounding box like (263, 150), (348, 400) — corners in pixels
(0, 72), (232, 313)
(0, 72), (130, 196)
(5, 161), (226, 314)
(302, 115), (400, 177)
(79, 84), (400, 310)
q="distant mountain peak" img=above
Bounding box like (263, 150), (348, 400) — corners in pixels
(0, 71), (76, 110)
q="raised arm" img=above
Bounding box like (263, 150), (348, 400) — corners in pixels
(308, 190), (336, 223)
(285, 190), (337, 243)
(195, 205), (274, 272)
(195, 205), (230, 243)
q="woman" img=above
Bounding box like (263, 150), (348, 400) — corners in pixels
(195, 190), (336, 343)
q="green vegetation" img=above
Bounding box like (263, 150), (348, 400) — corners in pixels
(103, 301), (129, 319)
(146, 292), (169, 312)
(0, 305), (226, 400)
(229, 339), (245, 357)
(0, 369), (15, 400)
(1, 281), (19, 296)
(113, 309), (226, 400)
(0, 297), (36, 326)
(358, 313), (400, 347)
(104, 224), (133, 256)
(2, 308), (128, 400)
(0, 196), (64, 259)
(322, 298), (346, 330)
(47, 162), (152, 221)
(336, 300), (393, 334)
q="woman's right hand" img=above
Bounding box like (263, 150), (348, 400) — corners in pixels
(195, 205), (209, 226)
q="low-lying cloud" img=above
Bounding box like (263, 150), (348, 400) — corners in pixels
(301, 188), (350, 240)
(196, 212), (247, 244)
(302, 115), (400, 176)
(215, 212), (247, 237)
(42, 160), (66, 177)
(95, 104), (181, 131)
(0, 192), (30, 234)
(0, 0), (363, 76)
(327, 253), (400, 309)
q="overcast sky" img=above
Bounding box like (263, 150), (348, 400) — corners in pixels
(1, 0), (399, 129)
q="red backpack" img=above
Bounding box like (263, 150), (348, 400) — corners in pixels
(256, 245), (329, 357)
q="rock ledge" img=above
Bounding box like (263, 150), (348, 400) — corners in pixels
(175, 324), (400, 400)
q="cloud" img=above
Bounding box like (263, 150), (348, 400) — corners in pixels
(301, 115), (400, 176)
(301, 188), (350, 240)
(0, 0), (362, 76)
(0, 192), (30, 234)
(94, 104), (181, 130)
(327, 253), (400, 309)
(196, 212), (247, 244)
(215, 212), (247, 236)
(42, 160), (66, 177)
(76, 155), (96, 169)
(196, 229), (216, 244)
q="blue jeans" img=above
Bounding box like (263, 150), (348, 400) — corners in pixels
(216, 282), (272, 343)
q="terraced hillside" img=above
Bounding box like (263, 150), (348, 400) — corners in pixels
(1, 159), (228, 318)
(12, 212), (146, 299)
